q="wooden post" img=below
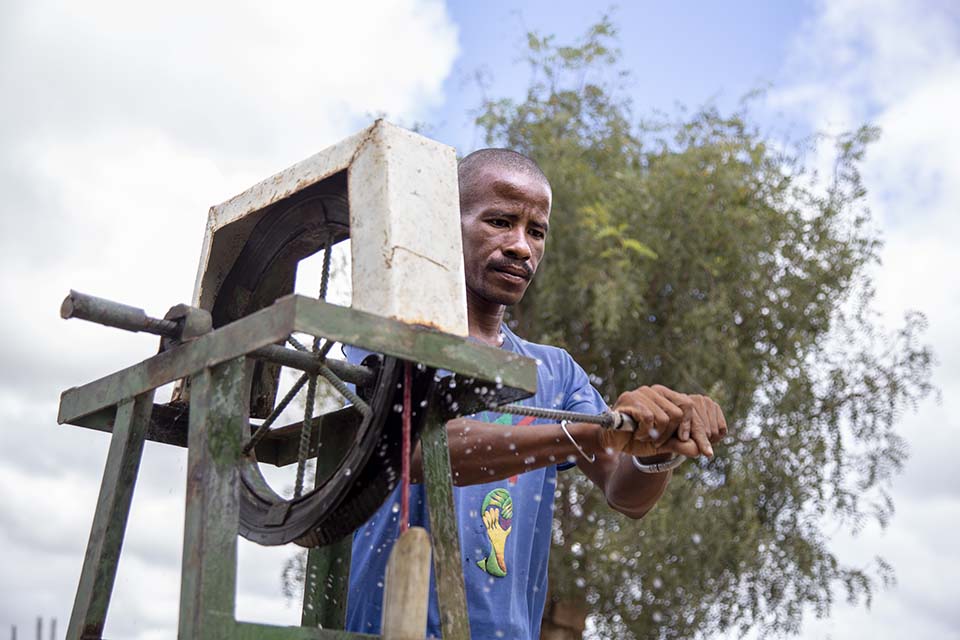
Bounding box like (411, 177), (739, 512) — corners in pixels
(178, 357), (247, 639)
(66, 391), (154, 639)
(420, 403), (470, 640)
(381, 527), (431, 640)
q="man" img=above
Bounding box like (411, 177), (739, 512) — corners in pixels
(346, 149), (727, 638)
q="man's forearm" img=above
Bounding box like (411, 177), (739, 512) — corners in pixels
(409, 417), (602, 486)
(409, 419), (673, 520)
(596, 453), (672, 519)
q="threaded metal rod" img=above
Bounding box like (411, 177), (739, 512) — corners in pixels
(492, 403), (636, 431)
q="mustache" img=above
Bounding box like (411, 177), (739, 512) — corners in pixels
(488, 259), (533, 280)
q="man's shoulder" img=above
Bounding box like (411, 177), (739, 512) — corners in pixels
(502, 325), (581, 376)
(502, 325), (571, 360)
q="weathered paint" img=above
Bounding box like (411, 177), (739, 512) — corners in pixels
(290, 296), (536, 394)
(59, 293), (536, 429)
(191, 120), (467, 338)
(347, 121), (467, 336)
(66, 391), (154, 639)
(233, 621), (377, 640)
(58, 297), (297, 425)
(178, 357), (248, 639)
(419, 401), (471, 640)
(301, 419), (354, 628)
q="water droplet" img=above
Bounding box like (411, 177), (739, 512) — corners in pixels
(652, 577), (663, 589)
(575, 577), (586, 588)
(344, 468), (351, 477)
(691, 533), (702, 545)
(391, 503), (400, 513)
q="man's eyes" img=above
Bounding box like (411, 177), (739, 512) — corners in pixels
(487, 218), (546, 239)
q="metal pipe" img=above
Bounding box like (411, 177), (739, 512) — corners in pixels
(61, 290), (178, 336)
(61, 290), (376, 386)
(252, 344), (375, 387)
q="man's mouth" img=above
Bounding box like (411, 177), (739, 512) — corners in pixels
(490, 263), (532, 282)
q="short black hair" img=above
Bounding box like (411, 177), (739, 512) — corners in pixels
(458, 148), (550, 210)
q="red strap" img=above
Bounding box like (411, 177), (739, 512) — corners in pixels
(400, 361), (412, 534)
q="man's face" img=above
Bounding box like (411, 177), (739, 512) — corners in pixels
(459, 165), (552, 307)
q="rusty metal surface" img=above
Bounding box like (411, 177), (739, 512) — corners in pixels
(59, 293), (535, 429)
(58, 296), (297, 425)
(61, 290), (178, 337)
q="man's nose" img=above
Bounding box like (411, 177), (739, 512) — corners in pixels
(503, 228), (532, 260)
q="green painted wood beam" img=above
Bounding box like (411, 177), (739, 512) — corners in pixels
(66, 391), (154, 639)
(178, 358), (247, 639)
(289, 295), (537, 394)
(59, 298), (297, 425)
(233, 620), (377, 639)
(420, 401), (471, 640)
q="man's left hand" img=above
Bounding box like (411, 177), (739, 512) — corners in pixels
(603, 387), (727, 459)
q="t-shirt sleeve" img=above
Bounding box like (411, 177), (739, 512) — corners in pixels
(557, 352), (609, 471)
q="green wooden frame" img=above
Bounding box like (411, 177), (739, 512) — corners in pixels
(60, 295), (536, 639)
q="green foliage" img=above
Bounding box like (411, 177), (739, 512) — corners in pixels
(477, 17), (934, 639)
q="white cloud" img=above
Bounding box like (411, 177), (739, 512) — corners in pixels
(0, 0), (457, 636)
(768, 0), (960, 637)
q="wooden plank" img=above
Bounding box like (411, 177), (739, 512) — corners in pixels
(62, 403), (361, 468)
(178, 358), (247, 639)
(301, 536), (352, 629)
(381, 527), (431, 640)
(419, 402), (470, 640)
(291, 295), (537, 394)
(58, 298), (296, 425)
(66, 391), (154, 639)
(301, 411), (356, 628)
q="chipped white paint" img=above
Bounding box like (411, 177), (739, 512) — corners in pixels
(348, 121), (467, 334)
(190, 119), (468, 336)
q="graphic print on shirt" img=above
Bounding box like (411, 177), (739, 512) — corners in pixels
(477, 487), (513, 577)
(472, 410), (535, 578)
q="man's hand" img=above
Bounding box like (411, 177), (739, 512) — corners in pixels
(600, 386), (727, 459)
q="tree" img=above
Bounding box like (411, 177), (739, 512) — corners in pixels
(476, 18), (935, 639)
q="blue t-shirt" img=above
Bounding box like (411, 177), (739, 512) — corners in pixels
(345, 324), (608, 639)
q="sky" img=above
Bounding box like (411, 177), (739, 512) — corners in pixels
(0, 0), (958, 638)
